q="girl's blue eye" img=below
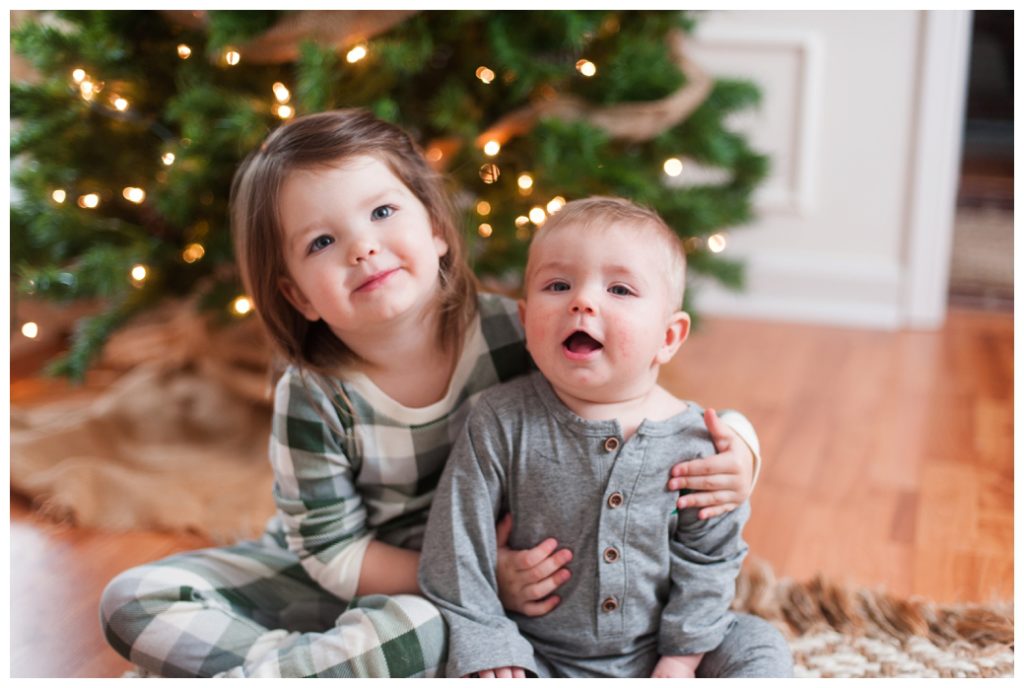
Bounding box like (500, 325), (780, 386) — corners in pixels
(309, 234), (334, 254)
(545, 281), (570, 292)
(609, 284), (633, 296)
(371, 205), (395, 221)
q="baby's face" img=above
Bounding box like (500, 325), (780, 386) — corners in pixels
(520, 221), (685, 406)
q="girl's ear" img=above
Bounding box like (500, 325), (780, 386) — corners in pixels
(656, 311), (690, 365)
(433, 233), (449, 258)
(279, 276), (321, 322)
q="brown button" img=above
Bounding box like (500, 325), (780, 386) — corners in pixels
(601, 596), (619, 613)
(603, 546), (620, 563)
(603, 436), (620, 452)
(607, 491), (624, 508)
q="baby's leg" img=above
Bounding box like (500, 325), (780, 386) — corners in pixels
(696, 613), (793, 678)
(100, 538), (445, 677)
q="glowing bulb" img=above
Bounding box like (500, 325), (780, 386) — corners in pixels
(162, 152), (176, 166)
(182, 243), (206, 264)
(177, 44), (192, 59)
(425, 147), (443, 162)
(478, 223), (493, 238)
(130, 264), (148, 282)
(80, 80), (95, 100)
(517, 174), (534, 190)
(515, 226), (531, 241)
(515, 215), (530, 228)
(71, 68), (86, 83)
(576, 59), (597, 77)
(78, 193), (100, 209)
(663, 157), (683, 177)
(51, 189), (66, 204)
(707, 233), (727, 253)
(224, 49), (241, 66)
(272, 82), (291, 103)
(346, 45), (367, 63)
(232, 296), (253, 316)
(275, 104), (294, 120)
(479, 163), (500, 184)
(112, 96), (129, 111)
(122, 187), (146, 204)
(475, 66), (496, 84)
(546, 196), (566, 214)
(476, 201), (491, 216)
(21, 322), (39, 339)
(483, 140), (501, 157)
(529, 207), (546, 225)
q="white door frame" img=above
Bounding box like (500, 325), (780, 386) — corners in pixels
(902, 10), (973, 329)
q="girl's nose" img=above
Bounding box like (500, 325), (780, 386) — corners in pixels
(347, 239), (379, 265)
(570, 293), (596, 315)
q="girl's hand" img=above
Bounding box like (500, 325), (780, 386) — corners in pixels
(651, 654), (701, 678)
(472, 666), (527, 678)
(494, 513), (572, 616)
(667, 408), (754, 520)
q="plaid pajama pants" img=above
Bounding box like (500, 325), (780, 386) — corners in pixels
(99, 535), (446, 677)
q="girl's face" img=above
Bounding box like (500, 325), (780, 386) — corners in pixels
(277, 154), (449, 342)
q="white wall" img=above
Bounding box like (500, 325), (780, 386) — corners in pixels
(686, 10), (971, 329)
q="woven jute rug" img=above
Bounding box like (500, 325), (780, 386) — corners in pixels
(732, 560), (1014, 678)
(123, 559), (1013, 678)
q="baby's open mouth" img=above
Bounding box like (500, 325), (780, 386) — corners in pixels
(563, 330), (603, 354)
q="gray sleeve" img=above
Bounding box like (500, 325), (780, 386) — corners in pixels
(418, 399), (537, 677)
(659, 494), (750, 656)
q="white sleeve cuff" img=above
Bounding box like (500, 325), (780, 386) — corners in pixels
(305, 532), (374, 601)
(719, 411), (762, 491)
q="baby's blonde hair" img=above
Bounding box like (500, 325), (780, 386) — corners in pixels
(526, 196), (686, 310)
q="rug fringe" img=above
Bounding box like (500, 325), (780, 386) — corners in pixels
(734, 559), (1014, 649)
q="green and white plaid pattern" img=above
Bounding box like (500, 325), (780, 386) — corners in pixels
(100, 294), (530, 677)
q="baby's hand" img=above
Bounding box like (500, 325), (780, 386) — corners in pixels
(470, 666), (527, 678)
(494, 513), (572, 616)
(651, 654), (702, 678)
(667, 408), (754, 520)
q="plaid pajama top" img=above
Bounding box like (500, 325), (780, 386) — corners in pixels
(264, 293), (532, 601)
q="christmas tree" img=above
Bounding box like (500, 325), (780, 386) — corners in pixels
(11, 9), (767, 380)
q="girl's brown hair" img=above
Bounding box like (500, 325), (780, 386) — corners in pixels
(230, 109), (478, 379)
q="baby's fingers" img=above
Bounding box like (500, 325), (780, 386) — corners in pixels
(523, 567), (572, 603)
(676, 489), (738, 511)
(668, 472), (742, 493)
(520, 594), (562, 618)
(513, 538), (559, 570)
(697, 503), (738, 520)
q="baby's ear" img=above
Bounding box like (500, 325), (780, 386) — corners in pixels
(517, 298), (527, 327)
(279, 276), (320, 322)
(656, 311), (690, 364)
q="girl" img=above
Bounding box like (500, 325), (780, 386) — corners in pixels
(100, 109), (760, 678)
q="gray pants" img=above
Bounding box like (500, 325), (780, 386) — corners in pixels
(697, 613), (794, 678)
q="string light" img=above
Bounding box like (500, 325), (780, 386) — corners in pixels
(707, 233), (728, 253)
(346, 45), (368, 63)
(546, 196), (566, 214)
(223, 49), (241, 66)
(483, 140), (501, 157)
(479, 163), (500, 184)
(663, 157), (683, 177)
(478, 223), (493, 238)
(79, 80), (96, 101)
(51, 189), (66, 204)
(177, 44), (192, 59)
(275, 104), (294, 120)
(112, 96), (129, 111)
(683, 237), (701, 254)
(515, 215), (530, 228)
(476, 201), (491, 216)
(21, 322), (39, 339)
(71, 68), (86, 83)
(182, 243), (205, 263)
(130, 264), (148, 283)
(162, 152), (176, 166)
(272, 82), (291, 103)
(122, 187), (146, 204)
(78, 193), (100, 209)
(529, 207), (546, 225)
(515, 225), (531, 241)
(425, 147), (443, 162)
(231, 296), (253, 316)
(575, 59), (597, 77)
(475, 66), (496, 84)
(517, 174), (534, 191)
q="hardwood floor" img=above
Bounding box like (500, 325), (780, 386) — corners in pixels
(9, 307), (1014, 677)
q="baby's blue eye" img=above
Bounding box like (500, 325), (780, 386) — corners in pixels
(608, 285), (633, 296)
(309, 235), (334, 254)
(371, 205), (395, 221)
(545, 281), (570, 292)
